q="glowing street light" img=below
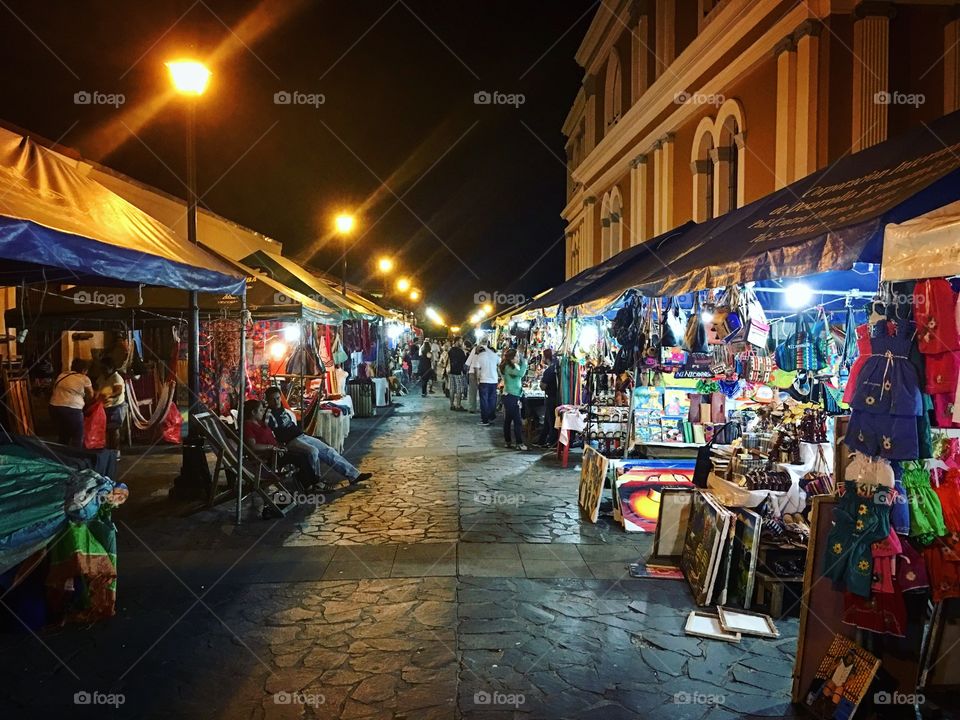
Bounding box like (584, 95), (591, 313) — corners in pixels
(450, 325), (461, 333)
(396, 277), (411, 293)
(166, 60), (211, 96)
(377, 257), (394, 273)
(481, 303), (493, 314)
(425, 307), (444, 326)
(334, 213), (356, 234)
(334, 212), (356, 296)
(409, 289), (421, 301)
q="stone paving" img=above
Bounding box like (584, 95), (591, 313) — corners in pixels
(0, 391), (802, 719)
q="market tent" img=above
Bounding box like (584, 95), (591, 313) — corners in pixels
(576, 109), (960, 304)
(10, 261), (342, 329)
(525, 222), (695, 311)
(310, 271), (396, 320)
(881, 199), (960, 281)
(240, 250), (376, 319)
(0, 132), (244, 295)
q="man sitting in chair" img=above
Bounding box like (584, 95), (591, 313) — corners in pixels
(263, 387), (372, 487)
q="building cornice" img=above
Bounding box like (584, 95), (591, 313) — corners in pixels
(574, 0), (637, 74)
(572, 0), (812, 195)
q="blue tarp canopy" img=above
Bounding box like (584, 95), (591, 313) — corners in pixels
(0, 133), (245, 295)
(546, 110), (960, 310)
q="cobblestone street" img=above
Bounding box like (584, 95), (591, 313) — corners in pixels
(0, 393), (798, 719)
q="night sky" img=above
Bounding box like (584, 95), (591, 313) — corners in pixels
(0, 0), (596, 323)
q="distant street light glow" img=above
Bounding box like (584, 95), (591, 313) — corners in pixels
(396, 277), (411, 292)
(377, 257), (394, 273)
(409, 289), (421, 301)
(166, 60), (211, 95)
(425, 307), (444, 325)
(481, 303), (493, 314)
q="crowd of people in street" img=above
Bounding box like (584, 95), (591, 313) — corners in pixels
(395, 335), (559, 452)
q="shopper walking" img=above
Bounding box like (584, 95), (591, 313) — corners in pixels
(537, 348), (560, 448)
(464, 341), (479, 413)
(447, 337), (467, 410)
(471, 339), (500, 425)
(438, 341), (450, 398)
(419, 346), (436, 397)
(49, 358), (94, 447)
(500, 345), (529, 450)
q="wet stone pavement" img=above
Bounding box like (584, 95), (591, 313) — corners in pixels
(0, 392), (799, 719)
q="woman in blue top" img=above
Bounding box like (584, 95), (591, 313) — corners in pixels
(500, 345), (529, 450)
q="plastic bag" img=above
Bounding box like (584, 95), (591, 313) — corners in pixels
(83, 400), (107, 449)
(160, 402), (183, 444)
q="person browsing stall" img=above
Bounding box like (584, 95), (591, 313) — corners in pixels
(471, 339), (501, 426)
(500, 345), (529, 450)
(49, 358), (94, 447)
(96, 358), (126, 452)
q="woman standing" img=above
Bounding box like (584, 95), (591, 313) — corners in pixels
(500, 345), (529, 450)
(419, 347), (435, 398)
(49, 359), (94, 447)
(96, 358), (126, 452)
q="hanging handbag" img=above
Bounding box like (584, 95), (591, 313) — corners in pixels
(693, 420), (740, 488)
(809, 307), (833, 372)
(661, 297), (685, 348)
(685, 292), (709, 353)
(713, 286), (743, 342)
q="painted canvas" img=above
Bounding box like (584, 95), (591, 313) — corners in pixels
(804, 635), (880, 720)
(651, 488), (694, 561)
(726, 508), (762, 609)
(616, 463), (695, 532)
(579, 446), (609, 523)
(680, 489), (731, 606)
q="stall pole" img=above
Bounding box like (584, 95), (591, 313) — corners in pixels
(235, 293), (247, 526)
(299, 318), (305, 416)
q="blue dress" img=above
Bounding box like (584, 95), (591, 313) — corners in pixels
(846, 320), (922, 460)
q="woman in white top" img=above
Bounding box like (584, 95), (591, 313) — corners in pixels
(96, 357), (126, 451)
(49, 358), (93, 447)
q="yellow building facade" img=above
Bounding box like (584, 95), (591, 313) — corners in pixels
(563, 0), (960, 278)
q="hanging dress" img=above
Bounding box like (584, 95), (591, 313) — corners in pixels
(845, 319), (922, 460)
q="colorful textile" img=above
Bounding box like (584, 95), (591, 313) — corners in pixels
(46, 509), (118, 625)
(823, 481), (893, 598)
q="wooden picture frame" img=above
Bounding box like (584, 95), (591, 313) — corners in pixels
(684, 610), (741, 643)
(717, 607), (780, 638)
(650, 487), (694, 564)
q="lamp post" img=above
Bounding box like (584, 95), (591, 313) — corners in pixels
(167, 58), (211, 497)
(335, 213), (356, 297)
(377, 256), (393, 299)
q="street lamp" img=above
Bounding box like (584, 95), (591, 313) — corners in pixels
(396, 277), (411, 293)
(377, 256), (394, 274)
(409, 289), (421, 302)
(482, 303), (493, 314)
(167, 58), (210, 498)
(334, 212), (356, 296)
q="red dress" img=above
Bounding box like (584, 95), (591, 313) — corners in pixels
(842, 323), (874, 404)
(914, 278), (960, 355)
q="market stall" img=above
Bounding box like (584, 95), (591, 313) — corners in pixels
(0, 128), (247, 627)
(555, 112), (960, 716)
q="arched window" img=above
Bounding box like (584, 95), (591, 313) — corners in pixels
(609, 187), (624, 255)
(600, 192), (612, 260)
(604, 51), (623, 129)
(713, 99), (746, 216)
(691, 117), (716, 223)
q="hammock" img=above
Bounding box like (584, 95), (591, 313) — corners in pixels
(125, 380), (177, 431)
